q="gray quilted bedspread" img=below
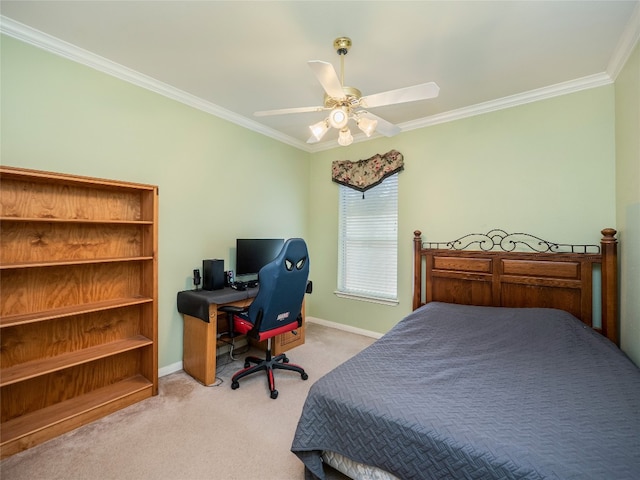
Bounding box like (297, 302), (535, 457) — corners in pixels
(291, 302), (640, 479)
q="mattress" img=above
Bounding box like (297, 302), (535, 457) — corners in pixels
(291, 302), (640, 480)
(322, 450), (399, 480)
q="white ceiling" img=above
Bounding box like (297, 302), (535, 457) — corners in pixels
(2, 1), (639, 151)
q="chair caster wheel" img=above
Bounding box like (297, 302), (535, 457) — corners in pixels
(282, 356), (289, 363)
(271, 390), (278, 399)
(244, 361), (251, 368)
(301, 372), (309, 380)
(231, 381), (239, 390)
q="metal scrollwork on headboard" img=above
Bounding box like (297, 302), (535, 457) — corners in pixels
(423, 229), (601, 254)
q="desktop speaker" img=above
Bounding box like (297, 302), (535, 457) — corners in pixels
(203, 259), (225, 291)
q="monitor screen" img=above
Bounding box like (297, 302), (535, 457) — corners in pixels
(235, 238), (284, 276)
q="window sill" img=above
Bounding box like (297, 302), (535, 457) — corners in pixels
(334, 291), (399, 306)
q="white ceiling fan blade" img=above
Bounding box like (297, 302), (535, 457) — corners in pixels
(254, 105), (327, 116)
(308, 60), (345, 99)
(359, 111), (401, 137)
(361, 82), (440, 109)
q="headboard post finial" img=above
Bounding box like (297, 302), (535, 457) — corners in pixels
(413, 231), (423, 311)
(600, 228), (618, 345)
(601, 228), (617, 243)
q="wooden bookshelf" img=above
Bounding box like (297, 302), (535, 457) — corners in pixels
(0, 166), (158, 458)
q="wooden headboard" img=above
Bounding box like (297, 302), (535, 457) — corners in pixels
(413, 228), (619, 345)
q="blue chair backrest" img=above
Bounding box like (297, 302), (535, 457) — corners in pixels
(247, 238), (310, 332)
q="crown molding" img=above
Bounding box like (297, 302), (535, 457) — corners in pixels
(399, 72), (613, 133)
(607, 1), (640, 79)
(0, 16), (311, 152)
(0, 14), (630, 153)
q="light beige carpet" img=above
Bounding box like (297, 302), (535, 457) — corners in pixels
(0, 323), (375, 480)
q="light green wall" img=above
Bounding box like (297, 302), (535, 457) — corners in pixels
(0, 36), (311, 368)
(615, 42), (640, 365)
(308, 87), (617, 334)
(3, 34), (637, 367)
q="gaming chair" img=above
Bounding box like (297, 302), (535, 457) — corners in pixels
(218, 238), (309, 399)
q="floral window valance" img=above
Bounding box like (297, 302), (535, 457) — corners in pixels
(331, 150), (404, 193)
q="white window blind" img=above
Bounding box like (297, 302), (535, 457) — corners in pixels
(337, 174), (398, 302)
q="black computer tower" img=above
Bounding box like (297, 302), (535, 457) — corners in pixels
(203, 259), (225, 290)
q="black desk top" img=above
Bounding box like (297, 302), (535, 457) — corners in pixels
(177, 287), (258, 323)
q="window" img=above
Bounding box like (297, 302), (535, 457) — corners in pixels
(336, 174), (398, 304)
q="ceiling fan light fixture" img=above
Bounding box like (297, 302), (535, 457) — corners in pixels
(329, 107), (349, 129)
(338, 127), (353, 146)
(357, 115), (378, 137)
(309, 119), (330, 141)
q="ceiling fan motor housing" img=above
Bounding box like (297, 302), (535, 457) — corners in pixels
(323, 86), (362, 109)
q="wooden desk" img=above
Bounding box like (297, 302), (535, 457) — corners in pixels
(177, 288), (305, 386)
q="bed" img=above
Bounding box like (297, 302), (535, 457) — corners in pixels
(292, 228), (640, 480)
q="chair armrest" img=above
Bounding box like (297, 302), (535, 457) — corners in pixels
(218, 305), (249, 314)
(218, 305), (250, 338)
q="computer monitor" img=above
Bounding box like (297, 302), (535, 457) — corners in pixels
(235, 238), (284, 277)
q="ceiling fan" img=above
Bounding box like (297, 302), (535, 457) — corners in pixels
(254, 37), (440, 146)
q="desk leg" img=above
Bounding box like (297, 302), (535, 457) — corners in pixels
(183, 313), (217, 386)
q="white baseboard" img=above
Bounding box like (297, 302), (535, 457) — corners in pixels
(158, 361), (183, 378)
(158, 320), (378, 378)
(216, 337), (248, 357)
(157, 337), (249, 378)
(306, 316), (384, 339)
